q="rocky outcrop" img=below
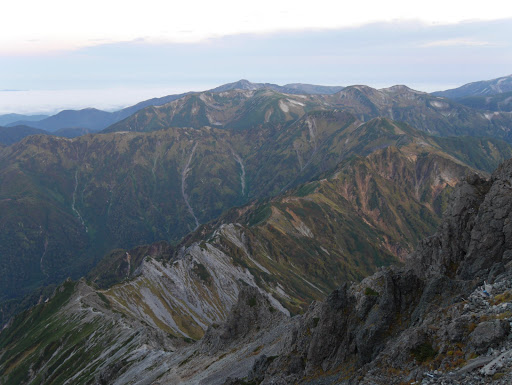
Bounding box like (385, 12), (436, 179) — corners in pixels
(411, 174), (491, 280)
(201, 286), (287, 354)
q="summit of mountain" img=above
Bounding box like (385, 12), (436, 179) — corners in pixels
(210, 79), (268, 92)
(281, 82), (345, 94)
(210, 79), (344, 95)
(380, 84), (427, 95)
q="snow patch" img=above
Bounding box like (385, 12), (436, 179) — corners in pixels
(430, 100), (449, 109)
(287, 99), (305, 107)
(278, 100), (289, 113)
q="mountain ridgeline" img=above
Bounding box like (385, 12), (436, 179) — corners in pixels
(432, 74), (512, 113)
(103, 84), (512, 144)
(2, 76), (512, 142)
(1, 80), (343, 133)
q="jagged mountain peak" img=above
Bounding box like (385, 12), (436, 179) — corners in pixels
(339, 84), (378, 94)
(380, 84), (426, 94)
(216, 79), (262, 91)
(210, 79), (276, 93)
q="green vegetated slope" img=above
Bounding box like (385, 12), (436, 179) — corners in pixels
(4, 79), (512, 384)
(91, 119), (509, 327)
(2, 118), (508, 384)
(103, 89), (325, 133)
(180, 138), (477, 315)
(0, 128), (247, 310)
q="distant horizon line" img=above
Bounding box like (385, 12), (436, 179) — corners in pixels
(0, 77), (499, 116)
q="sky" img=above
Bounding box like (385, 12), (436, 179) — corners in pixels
(1, 0), (512, 114)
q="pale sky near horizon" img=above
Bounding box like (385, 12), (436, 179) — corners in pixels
(1, 0), (511, 114)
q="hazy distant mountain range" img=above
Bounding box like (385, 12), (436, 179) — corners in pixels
(433, 74), (512, 98)
(0, 81), (343, 133)
(0, 114), (49, 126)
(0, 125), (48, 146)
(1, 74), (511, 141)
(210, 79), (345, 94)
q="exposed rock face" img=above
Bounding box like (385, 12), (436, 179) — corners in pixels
(457, 162), (512, 281)
(411, 174), (492, 280)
